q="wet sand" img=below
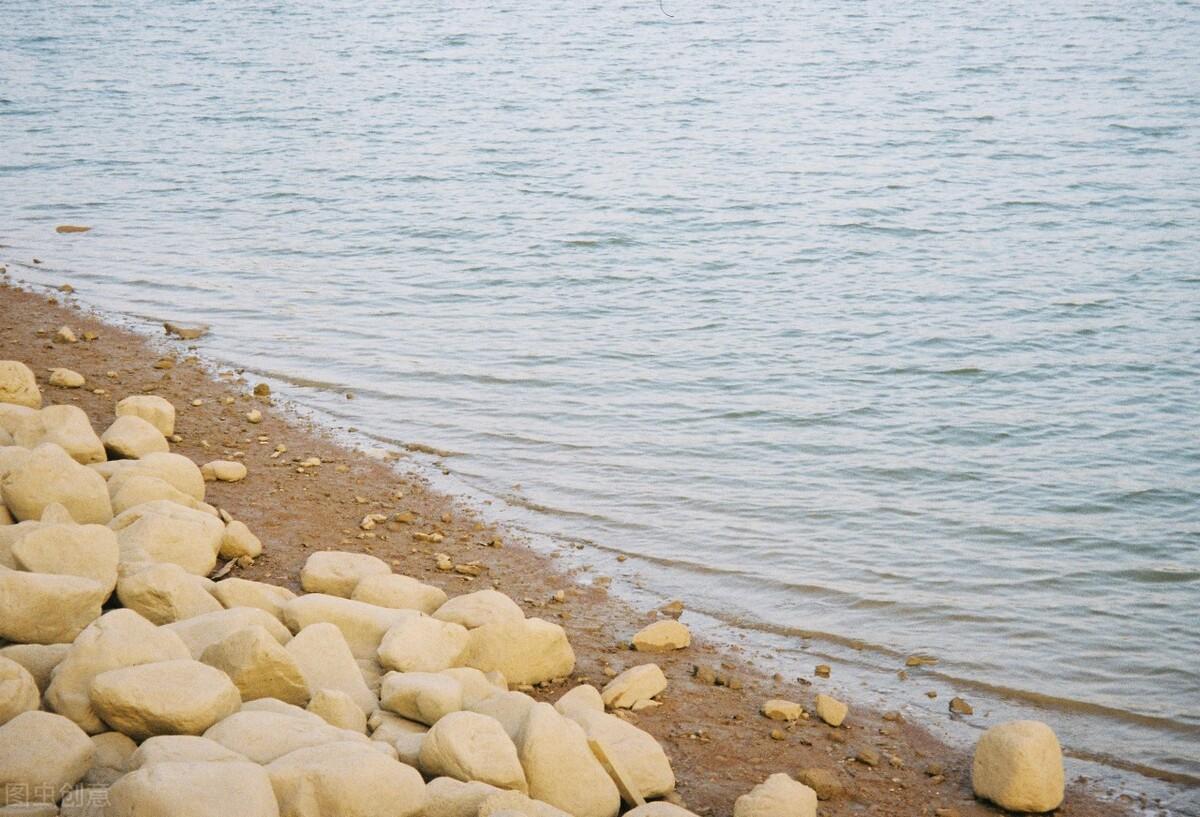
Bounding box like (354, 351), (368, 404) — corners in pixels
(0, 275), (1137, 817)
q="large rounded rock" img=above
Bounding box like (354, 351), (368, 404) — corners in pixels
(299, 550), (391, 597)
(0, 362), (41, 409)
(220, 520), (263, 560)
(267, 741), (425, 817)
(200, 625), (309, 706)
(353, 573), (447, 614)
(45, 609), (192, 734)
(164, 605), (292, 658)
(424, 778), (506, 817)
(0, 567), (108, 645)
(2, 443), (113, 523)
(469, 691), (536, 741)
(381, 671), (464, 725)
(0, 711), (94, 806)
(0, 643), (69, 692)
(12, 405), (105, 465)
(201, 459), (247, 482)
(433, 589), (524, 630)
(211, 577), (295, 622)
(90, 658), (242, 740)
(443, 666), (507, 707)
(461, 617), (575, 686)
(115, 395), (176, 437)
(972, 720), (1064, 813)
(518, 703), (620, 817)
(418, 711), (528, 793)
(109, 473), (207, 516)
(12, 520), (119, 594)
(106, 760), (279, 817)
(101, 415), (169, 459)
(97, 452), (205, 501)
(733, 773), (817, 817)
(283, 593), (417, 659)
(631, 620), (691, 653)
(566, 708), (675, 800)
(555, 684), (604, 717)
(285, 622), (378, 715)
(203, 710), (369, 764)
(110, 500), (224, 576)
(600, 664), (666, 710)
(478, 790), (573, 817)
(128, 735), (249, 768)
(0, 656), (40, 725)
(117, 562), (223, 624)
(307, 688), (367, 732)
(378, 615), (469, 673)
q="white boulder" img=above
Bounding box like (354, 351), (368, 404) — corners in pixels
(0, 567), (107, 645)
(211, 577), (295, 622)
(285, 622), (378, 715)
(283, 593), (417, 658)
(353, 573), (447, 614)
(165, 606), (292, 658)
(380, 671), (464, 725)
(201, 460), (247, 482)
(631, 620), (691, 653)
(972, 720), (1064, 813)
(300, 550), (391, 597)
(12, 520), (119, 594)
(90, 658), (242, 740)
(0, 711), (94, 806)
(101, 415), (169, 459)
(106, 760), (280, 817)
(12, 405), (105, 465)
(0, 656), (40, 725)
(116, 562), (223, 624)
(418, 711), (528, 793)
(433, 589), (524, 629)
(267, 741), (425, 817)
(378, 615), (470, 673)
(600, 664), (667, 710)
(518, 703), (620, 817)
(203, 710), (369, 764)
(2, 443), (113, 523)
(200, 625), (309, 706)
(461, 617), (575, 686)
(733, 773), (817, 817)
(0, 362), (41, 409)
(114, 395), (176, 437)
(128, 734), (250, 768)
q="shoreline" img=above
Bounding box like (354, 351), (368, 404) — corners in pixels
(0, 272), (1168, 816)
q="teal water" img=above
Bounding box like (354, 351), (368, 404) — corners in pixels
(1, 0), (1198, 801)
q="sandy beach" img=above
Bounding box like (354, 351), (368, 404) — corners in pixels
(0, 272), (1148, 817)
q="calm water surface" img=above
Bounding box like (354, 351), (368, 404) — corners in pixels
(2, 0), (1198, 802)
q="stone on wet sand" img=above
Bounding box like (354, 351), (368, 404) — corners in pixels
(761, 699), (804, 722)
(48, 368), (85, 388)
(200, 625), (309, 706)
(163, 321), (209, 340)
(101, 415), (169, 459)
(285, 622), (378, 715)
(796, 768), (843, 801)
(0, 567), (108, 645)
(201, 459), (247, 482)
(353, 572), (448, 614)
(565, 708), (676, 800)
(110, 500), (224, 576)
(89, 658), (241, 739)
(300, 550), (391, 597)
(116, 562), (223, 624)
(11, 520), (119, 594)
(381, 671), (464, 725)
(0, 657), (40, 725)
(127, 735), (250, 769)
(972, 720), (1064, 813)
(307, 688), (368, 732)
(267, 740), (425, 817)
(418, 711), (528, 793)
(461, 617), (575, 686)
(2, 443), (113, 523)
(114, 395), (176, 437)
(83, 731), (137, 787)
(519, 702), (620, 817)
(733, 773), (817, 817)
(0, 711), (94, 806)
(211, 577), (296, 622)
(0, 361), (41, 408)
(283, 593), (417, 658)
(12, 405), (105, 464)
(165, 606), (292, 658)
(378, 615), (470, 673)
(433, 589), (525, 629)
(106, 760), (278, 817)
(814, 693), (847, 727)
(219, 520), (263, 560)
(601, 664), (667, 710)
(0, 643), (69, 693)
(631, 620), (691, 653)
(203, 710), (369, 764)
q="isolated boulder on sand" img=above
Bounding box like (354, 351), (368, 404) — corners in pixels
(0, 361), (41, 408)
(101, 414), (170, 459)
(518, 702), (621, 817)
(285, 622), (378, 715)
(300, 550), (391, 597)
(200, 625), (309, 706)
(48, 367), (85, 388)
(0, 711), (94, 806)
(733, 773), (818, 817)
(972, 720), (1064, 813)
(601, 664), (667, 710)
(2, 443), (113, 523)
(631, 620), (691, 653)
(353, 572), (448, 613)
(106, 760), (279, 817)
(0, 567), (108, 645)
(433, 589), (525, 629)
(267, 741), (426, 817)
(418, 710), (528, 792)
(0, 656), (40, 725)
(12, 405), (105, 464)
(461, 617), (575, 686)
(116, 562), (223, 624)
(814, 693), (847, 727)
(201, 459), (247, 482)
(115, 395), (176, 437)
(89, 658), (242, 740)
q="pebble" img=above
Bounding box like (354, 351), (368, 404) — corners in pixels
(769, 728), (786, 741)
(253, 383), (271, 396)
(948, 697), (973, 715)
(48, 367), (85, 388)
(906, 655), (938, 667)
(814, 664), (831, 678)
(246, 409), (263, 424)
(163, 321), (209, 340)
(797, 767), (844, 800)
(56, 224), (91, 233)
(55, 325), (78, 343)
(856, 747), (881, 767)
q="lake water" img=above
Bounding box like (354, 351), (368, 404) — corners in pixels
(2, 0), (1198, 804)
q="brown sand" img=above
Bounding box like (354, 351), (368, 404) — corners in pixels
(0, 277), (1135, 817)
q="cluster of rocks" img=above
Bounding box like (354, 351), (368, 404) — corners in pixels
(0, 358), (1067, 817)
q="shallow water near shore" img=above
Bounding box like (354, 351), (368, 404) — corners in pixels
(2, 0), (1198, 803)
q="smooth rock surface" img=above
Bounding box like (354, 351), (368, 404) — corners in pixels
(461, 617), (575, 686)
(0, 657), (40, 726)
(518, 703), (620, 817)
(12, 521), (119, 594)
(283, 593), (417, 658)
(83, 731), (137, 787)
(203, 710), (369, 764)
(201, 625), (309, 705)
(116, 562), (223, 624)
(733, 773), (817, 817)
(567, 708), (676, 800)
(106, 760), (280, 817)
(0, 711), (94, 806)
(631, 620), (691, 653)
(267, 741), (425, 817)
(211, 577), (295, 622)
(0, 362), (41, 408)
(285, 622), (378, 715)
(600, 664), (667, 710)
(972, 720), (1064, 813)
(814, 694), (847, 727)
(381, 671), (464, 726)
(219, 520), (262, 560)
(165, 605), (292, 658)
(0, 643), (69, 692)
(306, 688), (367, 732)
(0, 567), (107, 645)
(353, 573), (447, 614)
(378, 615), (470, 673)
(2, 443), (113, 523)
(114, 395), (175, 437)
(418, 711), (528, 793)
(433, 589), (524, 630)
(90, 658), (242, 739)
(12, 405), (104, 464)
(300, 550), (391, 597)
(110, 500), (224, 576)
(128, 735), (250, 768)
(201, 459), (247, 482)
